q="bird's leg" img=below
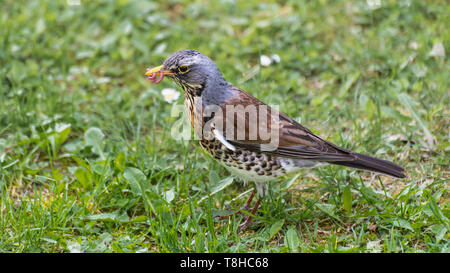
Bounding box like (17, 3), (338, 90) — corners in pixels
(240, 188), (256, 211)
(238, 198), (261, 232)
(217, 189), (256, 219)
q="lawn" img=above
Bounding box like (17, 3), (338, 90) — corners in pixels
(0, 0), (448, 253)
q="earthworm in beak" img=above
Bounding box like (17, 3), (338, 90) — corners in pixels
(154, 70), (164, 84)
(147, 72), (157, 80)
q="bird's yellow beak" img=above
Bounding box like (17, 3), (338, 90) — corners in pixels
(144, 65), (175, 76)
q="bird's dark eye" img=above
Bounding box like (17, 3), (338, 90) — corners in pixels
(178, 65), (189, 73)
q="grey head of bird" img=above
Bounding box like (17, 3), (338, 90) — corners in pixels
(146, 50), (227, 97)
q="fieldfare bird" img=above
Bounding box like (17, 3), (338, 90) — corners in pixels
(145, 50), (405, 230)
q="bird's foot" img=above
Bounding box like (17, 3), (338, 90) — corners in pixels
(216, 189), (256, 220)
(237, 199), (261, 233)
(237, 216), (253, 233)
(215, 189), (261, 233)
(216, 207), (244, 220)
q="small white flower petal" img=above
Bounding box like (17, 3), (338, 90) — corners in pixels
(260, 55), (272, 67)
(367, 0), (381, 9)
(96, 77), (111, 84)
(408, 41), (418, 50)
(11, 44), (20, 53)
(412, 63), (428, 78)
(67, 0), (81, 6)
(161, 88), (180, 103)
(429, 42), (445, 58)
(271, 54), (281, 63)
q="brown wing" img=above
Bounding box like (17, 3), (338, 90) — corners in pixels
(206, 85), (405, 178)
(217, 85), (355, 162)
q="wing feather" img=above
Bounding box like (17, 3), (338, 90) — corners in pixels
(207, 85), (405, 178)
(217, 85), (356, 162)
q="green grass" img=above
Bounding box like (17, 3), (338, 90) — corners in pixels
(0, 0), (448, 253)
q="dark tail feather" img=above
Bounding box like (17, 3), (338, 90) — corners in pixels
(332, 153), (405, 178)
